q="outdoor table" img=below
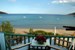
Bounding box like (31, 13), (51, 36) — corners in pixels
(31, 39), (50, 50)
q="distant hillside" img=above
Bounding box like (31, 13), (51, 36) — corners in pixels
(68, 12), (75, 16)
(0, 11), (7, 14)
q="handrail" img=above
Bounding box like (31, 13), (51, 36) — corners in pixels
(5, 33), (75, 38)
(11, 43), (31, 50)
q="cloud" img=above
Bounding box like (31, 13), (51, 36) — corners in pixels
(51, 0), (75, 4)
(51, 0), (75, 6)
(8, 0), (16, 2)
(52, 0), (67, 3)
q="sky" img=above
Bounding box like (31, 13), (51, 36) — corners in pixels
(0, 0), (75, 14)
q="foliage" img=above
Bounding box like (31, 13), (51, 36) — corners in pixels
(28, 30), (54, 36)
(28, 29), (63, 36)
(0, 21), (14, 33)
(47, 32), (54, 35)
(29, 28), (33, 34)
(0, 25), (1, 32)
(56, 33), (64, 36)
(33, 30), (47, 35)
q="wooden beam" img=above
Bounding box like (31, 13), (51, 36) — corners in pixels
(11, 43), (31, 50)
(47, 45), (60, 50)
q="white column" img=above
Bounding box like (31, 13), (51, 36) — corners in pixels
(54, 26), (56, 35)
(0, 32), (6, 50)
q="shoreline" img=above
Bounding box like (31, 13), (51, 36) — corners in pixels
(14, 28), (75, 36)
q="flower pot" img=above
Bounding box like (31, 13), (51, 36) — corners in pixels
(37, 41), (44, 44)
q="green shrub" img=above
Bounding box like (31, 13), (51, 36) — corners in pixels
(33, 30), (47, 35)
(0, 21), (14, 34)
(56, 33), (64, 36)
(47, 32), (54, 35)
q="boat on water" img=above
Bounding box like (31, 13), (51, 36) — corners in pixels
(24, 16), (26, 18)
(63, 26), (75, 30)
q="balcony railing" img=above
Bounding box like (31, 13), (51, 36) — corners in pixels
(5, 33), (75, 50)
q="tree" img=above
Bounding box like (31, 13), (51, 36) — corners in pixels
(0, 25), (1, 32)
(29, 28), (33, 34)
(1, 21), (14, 33)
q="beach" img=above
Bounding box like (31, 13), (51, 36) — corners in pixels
(14, 28), (75, 36)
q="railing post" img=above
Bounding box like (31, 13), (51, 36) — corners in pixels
(67, 37), (69, 47)
(11, 35), (14, 45)
(28, 36), (30, 43)
(49, 36), (52, 45)
(24, 36), (26, 44)
(54, 36), (56, 45)
(58, 37), (60, 46)
(62, 37), (65, 47)
(16, 35), (19, 44)
(0, 32), (6, 50)
(32, 36), (35, 39)
(72, 37), (74, 41)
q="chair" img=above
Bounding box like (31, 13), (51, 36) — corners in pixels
(69, 39), (75, 50)
(6, 39), (31, 50)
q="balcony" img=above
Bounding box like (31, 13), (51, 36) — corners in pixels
(0, 32), (75, 50)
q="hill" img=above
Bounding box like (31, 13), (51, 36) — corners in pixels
(0, 11), (7, 14)
(68, 12), (75, 16)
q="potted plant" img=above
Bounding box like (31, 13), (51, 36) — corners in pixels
(35, 35), (46, 44)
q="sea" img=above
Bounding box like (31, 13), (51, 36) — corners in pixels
(0, 14), (75, 29)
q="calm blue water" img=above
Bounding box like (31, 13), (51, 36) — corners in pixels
(0, 14), (75, 29)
